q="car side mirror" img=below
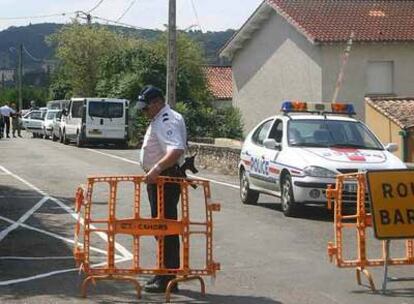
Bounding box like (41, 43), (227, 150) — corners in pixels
(385, 143), (398, 153)
(61, 109), (67, 116)
(263, 138), (281, 150)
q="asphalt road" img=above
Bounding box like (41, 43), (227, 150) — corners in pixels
(0, 132), (413, 304)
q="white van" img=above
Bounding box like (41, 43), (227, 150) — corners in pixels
(62, 98), (129, 147)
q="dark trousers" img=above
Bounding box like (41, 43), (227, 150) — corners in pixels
(0, 117), (3, 138)
(12, 118), (21, 136)
(3, 117), (10, 137)
(146, 167), (180, 270)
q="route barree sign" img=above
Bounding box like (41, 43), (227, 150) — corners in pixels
(367, 169), (414, 239)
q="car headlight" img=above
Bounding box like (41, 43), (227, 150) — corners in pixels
(303, 166), (338, 178)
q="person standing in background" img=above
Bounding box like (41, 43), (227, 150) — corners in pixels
(0, 102), (15, 138)
(11, 103), (22, 138)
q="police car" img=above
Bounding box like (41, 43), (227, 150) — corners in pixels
(239, 101), (406, 216)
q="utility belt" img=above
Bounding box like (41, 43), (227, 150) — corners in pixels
(144, 153), (198, 179)
(144, 164), (181, 177)
(160, 165), (181, 177)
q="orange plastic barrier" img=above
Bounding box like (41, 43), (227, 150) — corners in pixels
(326, 172), (414, 291)
(73, 175), (220, 302)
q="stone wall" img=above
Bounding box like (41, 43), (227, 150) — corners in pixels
(188, 142), (241, 176)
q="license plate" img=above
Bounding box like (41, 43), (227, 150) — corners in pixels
(344, 183), (358, 193)
(89, 129), (102, 135)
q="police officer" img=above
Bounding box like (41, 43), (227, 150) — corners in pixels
(11, 103), (22, 138)
(137, 85), (187, 293)
(0, 102), (15, 138)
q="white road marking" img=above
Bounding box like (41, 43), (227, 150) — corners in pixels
(86, 148), (241, 190)
(0, 257), (132, 286)
(0, 256), (75, 260)
(0, 165), (133, 259)
(0, 215), (120, 258)
(0, 196), (49, 242)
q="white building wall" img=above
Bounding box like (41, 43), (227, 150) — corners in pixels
(321, 43), (414, 121)
(232, 12), (322, 133)
(0, 69), (15, 82)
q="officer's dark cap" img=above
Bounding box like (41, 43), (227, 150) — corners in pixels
(136, 85), (164, 110)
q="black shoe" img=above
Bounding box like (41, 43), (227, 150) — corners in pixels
(18, 135), (22, 138)
(12, 135), (16, 138)
(144, 279), (179, 293)
(145, 275), (162, 286)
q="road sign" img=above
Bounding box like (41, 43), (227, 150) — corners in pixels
(367, 169), (414, 239)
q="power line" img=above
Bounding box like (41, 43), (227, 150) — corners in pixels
(92, 14), (144, 30)
(0, 12), (73, 21)
(87, 0), (106, 13)
(189, 0), (204, 33)
(116, 0), (137, 22)
(23, 45), (42, 62)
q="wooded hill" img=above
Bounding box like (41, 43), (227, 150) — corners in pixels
(0, 23), (235, 70)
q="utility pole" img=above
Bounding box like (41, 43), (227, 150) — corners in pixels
(166, 0), (177, 108)
(18, 43), (23, 111)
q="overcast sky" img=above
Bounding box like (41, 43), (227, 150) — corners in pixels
(0, 0), (263, 32)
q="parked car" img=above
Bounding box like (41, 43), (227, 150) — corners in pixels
(51, 110), (63, 142)
(239, 101), (406, 217)
(47, 99), (69, 110)
(61, 97), (129, 147)
(43, 109), (60, 139)
(22, 110), (45, 138)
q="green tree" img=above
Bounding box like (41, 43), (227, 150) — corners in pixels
(48, 23), (125, 96)
(48, 64), (72, 100)
(0, 87), (48, 108)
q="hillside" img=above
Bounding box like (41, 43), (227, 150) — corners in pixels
(0, 23), (235, 70)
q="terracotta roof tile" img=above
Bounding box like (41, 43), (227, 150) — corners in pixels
(203, 66), (232, 100)
(266, 0), (414, 42)
(366, 97), (414, 129)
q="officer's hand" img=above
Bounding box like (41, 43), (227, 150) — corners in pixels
(144, 165), (162, 184)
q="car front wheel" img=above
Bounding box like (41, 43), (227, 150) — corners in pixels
(76, 132), (83, 147)
(281, 174), (297, 217)
(63, 131), (69, 145)
(240, 169), (259, 205)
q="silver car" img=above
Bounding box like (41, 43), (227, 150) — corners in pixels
(51, 110), (63, 142)
(43, 109), (60, 139)
(22, 110), (44, 138)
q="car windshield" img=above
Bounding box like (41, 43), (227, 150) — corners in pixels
(287, 119), (384, 150)
(46, 112), (57, 119)
(88, 102), (123, 118)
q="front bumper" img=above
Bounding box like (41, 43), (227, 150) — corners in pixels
(292, 176), (365, 204)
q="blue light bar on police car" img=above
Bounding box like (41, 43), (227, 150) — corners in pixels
(281, 101), (356, 115)
(281, 100), (307, 113)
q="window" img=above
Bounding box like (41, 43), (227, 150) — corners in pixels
(288, 119), (383, 149)
(268, 119), (283, 143)
(47, 112), (57, 119)
(252, 120), (273, 146)
(30, 111), (43, 120)
(88, 102), (123, 118)
(367, 61), (394, 95)
(71, 101), (84, 118)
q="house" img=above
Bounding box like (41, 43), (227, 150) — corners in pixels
(220, 0), (414, 133)
(0, 68), (15, 83)
(366, 97), (414, 162)
(203, 66), (233, 109)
